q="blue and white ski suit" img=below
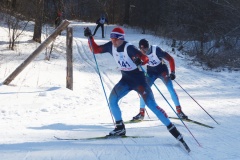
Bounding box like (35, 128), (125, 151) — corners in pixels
(88, 38), (171, 126)
(139, 45), (181, 111)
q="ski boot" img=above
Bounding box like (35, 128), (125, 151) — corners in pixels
(109, 120), (126, 136)
(176, 106), (188, 119)
(131, 108), (145, 121)
(167, 123), (191, 153)
(178, 111), (188, 119)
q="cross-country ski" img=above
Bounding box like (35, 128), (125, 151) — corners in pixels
(169, 117), (214, 128)
(54, 135), (154, 141)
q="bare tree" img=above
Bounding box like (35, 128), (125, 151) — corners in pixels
(0, 0), (30, 50)
(6, 14), (29, 50)
(33, 0), (44, 43)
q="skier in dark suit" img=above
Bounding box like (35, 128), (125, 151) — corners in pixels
(55, 10), (62, 28)
(92, 15), (108, 38)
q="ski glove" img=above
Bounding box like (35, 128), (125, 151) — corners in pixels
(84, 27), (92, 37)
(133, 57), (142, 66)
(169, 72), (176, 80)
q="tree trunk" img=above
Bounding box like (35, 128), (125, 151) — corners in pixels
(123, 0), (130, 24)
(12, 0), (17, 9)
(33, 0), (44, 43)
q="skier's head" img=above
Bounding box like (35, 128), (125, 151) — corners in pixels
(110, 27), (125, 40)
(110, 27), (125, 48)
(139, 39), (149, 49)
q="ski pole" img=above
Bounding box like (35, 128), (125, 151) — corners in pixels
(88, 37), (115, 125)
(105, 25), (107, 37)
(174, 79), (219, 125)
(145, 109), (151, 119)
(139, 65), (201, 147)
(91, 26), (97, 36)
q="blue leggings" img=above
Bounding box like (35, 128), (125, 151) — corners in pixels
(140, 73), (180, 109)
(109, 78), (171, 126)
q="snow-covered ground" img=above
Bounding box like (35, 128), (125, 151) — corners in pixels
(0, 21), (240, 160)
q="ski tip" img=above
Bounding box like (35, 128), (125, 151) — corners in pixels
(169, 117), (214, 129)
(105, 135), (126, 138)
(124, 119), (155, 124)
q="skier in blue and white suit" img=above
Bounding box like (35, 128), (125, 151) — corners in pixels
(132, 39), (188, 121)
(92, 14), (108, 38)
(83, 27), (189, 148)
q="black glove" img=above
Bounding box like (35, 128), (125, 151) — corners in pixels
(133, 57), (142, 66)
(169, 72), (176, 80)
(84, 27), (92, 37)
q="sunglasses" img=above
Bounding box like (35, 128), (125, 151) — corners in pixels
(110, 33), (124, 39)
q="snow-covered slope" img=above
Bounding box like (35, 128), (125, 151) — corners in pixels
(0, 21), (240, 160)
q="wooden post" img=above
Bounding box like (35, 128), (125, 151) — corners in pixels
(3, 20), (71, 85)
(66, 27), (73, 90)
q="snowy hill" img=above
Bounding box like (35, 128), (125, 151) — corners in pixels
(0, 21), (240, 160)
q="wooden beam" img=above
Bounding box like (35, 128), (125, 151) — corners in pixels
(3, 19), (71, 85)
(66, 27), (73, 90)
